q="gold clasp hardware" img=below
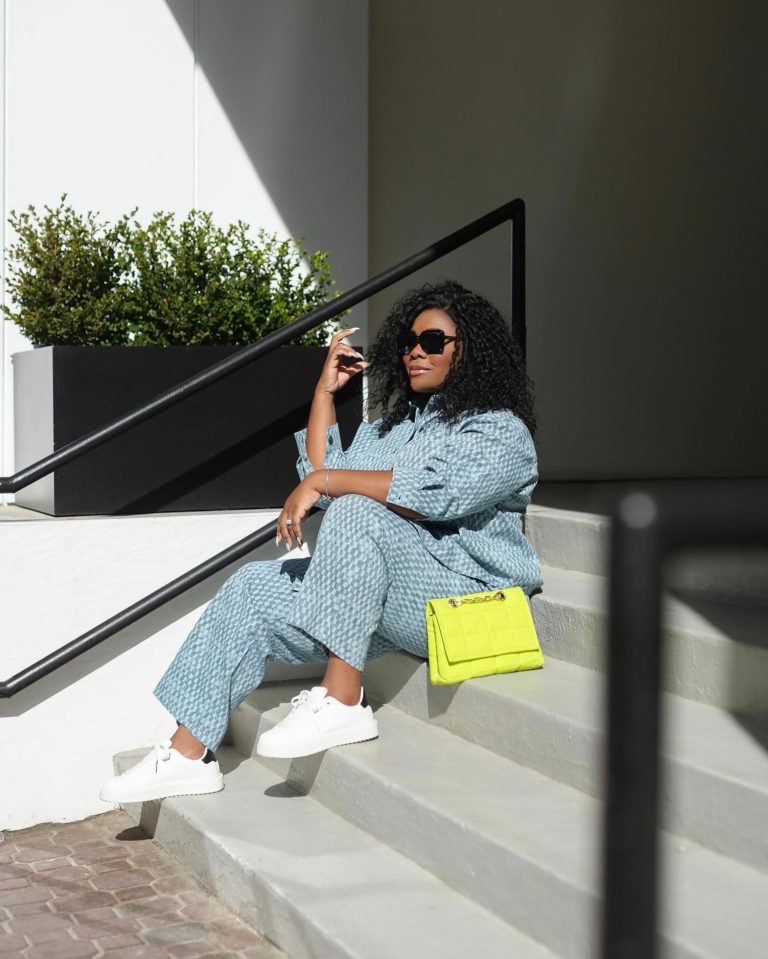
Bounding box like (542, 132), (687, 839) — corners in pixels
(448, 591), (505, 607)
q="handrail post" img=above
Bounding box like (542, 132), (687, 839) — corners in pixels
(511, 204), (526, 362)
(603, 493), (664, 959)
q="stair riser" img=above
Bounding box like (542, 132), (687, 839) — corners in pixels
(526, 511), (607, 578)
(363, 652), (602, 796)
(230, 702), (597, 959)
(121, 799), (375, 959)
(116, 751), (555, 959)
(361, 656), (768, 872)
(532, 597), (768, 718)
(526, 511), (768, 603)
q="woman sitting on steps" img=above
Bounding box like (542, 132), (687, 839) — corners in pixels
(100, 279), (542, 804)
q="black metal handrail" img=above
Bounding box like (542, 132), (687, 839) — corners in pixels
(602, 481), (768, 958)
(1, 198), (524, 696)
(0, 199), (523, 495)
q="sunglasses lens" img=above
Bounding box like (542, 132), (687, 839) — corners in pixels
(397, 329), (452, 354)
(420, 331), (445, 353)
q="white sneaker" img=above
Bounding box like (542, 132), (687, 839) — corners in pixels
(255, 686), (379, 759)
(99, 740), (224, 803)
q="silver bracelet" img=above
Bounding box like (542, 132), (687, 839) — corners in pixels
(324, 468), (331, 498)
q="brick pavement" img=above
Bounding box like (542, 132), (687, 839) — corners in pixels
(0, 810), (287, 958)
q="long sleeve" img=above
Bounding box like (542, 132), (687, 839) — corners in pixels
(385, 412), (537, 521)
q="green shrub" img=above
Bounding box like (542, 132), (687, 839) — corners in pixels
(2, 197), (341, 347)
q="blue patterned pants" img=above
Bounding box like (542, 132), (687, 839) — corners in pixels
(154, 495), (487, 749)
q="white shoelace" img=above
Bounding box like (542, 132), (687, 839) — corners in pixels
(119, 739), (172, 778)
(284, 689), (324, 724)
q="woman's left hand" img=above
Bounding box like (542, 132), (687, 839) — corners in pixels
(276, 474), (322, 550)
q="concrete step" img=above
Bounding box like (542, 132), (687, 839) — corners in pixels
(230, 684), (768, 959)
(116, 747), (556, 959)
(533, 564), (768, 717)
(361, 651), (768, 872)
(525, 504), (768, 603)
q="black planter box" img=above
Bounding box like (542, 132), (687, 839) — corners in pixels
(13, 346), (363, 516)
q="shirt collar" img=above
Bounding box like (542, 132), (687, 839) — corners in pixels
(408, 394), (439, 422)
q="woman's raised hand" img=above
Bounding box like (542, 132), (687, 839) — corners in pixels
(315, 327), (368, 396)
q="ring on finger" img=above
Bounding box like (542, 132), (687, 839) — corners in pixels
(286, 519), (293, 526)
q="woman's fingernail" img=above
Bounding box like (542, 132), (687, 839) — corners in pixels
(275, 534), (280, 546)
(285, 541), (290, 551)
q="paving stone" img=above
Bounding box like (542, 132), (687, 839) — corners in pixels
(70, 906), (142, 935)
(210, 921), (265, 950)
(13, 846), (74, 864)
(150, 875), (199, 896)
(115, 895), (180, 920)
(0, 933), (29, 953)
(149, 863), (183, 878)
(50, 826), (102, 845)
(72, 913), (144, 939)
(51, 890), (118, 913)
(32, 857), (75, 873)
(140, 913), (189, 931)
(0, 862), (32, 879)
(178, 891), (210, 906)
(6, 900), (54, 917)
(91, 868), (153, 892)
(76, 847), (130, 865)
(94, 933), (145, 951)
(36, 865), (93, 885)
(0, 876), (29, 891)
(104, 945), (168, 958)
(1, 811), (288, 959)
(25, 938), (98, 958)
(0, 884), (52, 906)
(115, 884), (156, 903)
(91, 858), (136, 874)
(8, 912), (72, 935)
(179, 900), (229, 922)
(167, 942), (216, 958)
(143, 921), (210, 946)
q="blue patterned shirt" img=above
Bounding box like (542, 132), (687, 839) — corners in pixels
(294, 396), (542, 594)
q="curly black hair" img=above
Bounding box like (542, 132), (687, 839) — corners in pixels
(366, 280), (536, 437)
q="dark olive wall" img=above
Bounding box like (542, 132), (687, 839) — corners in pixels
(369, 1), (768, 478)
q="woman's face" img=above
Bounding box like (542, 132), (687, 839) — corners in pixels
(401, 308), (459, 394)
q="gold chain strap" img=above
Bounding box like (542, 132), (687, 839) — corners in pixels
(447, 591), (506, 608)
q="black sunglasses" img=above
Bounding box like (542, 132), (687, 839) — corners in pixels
(397, 329), (458, 355)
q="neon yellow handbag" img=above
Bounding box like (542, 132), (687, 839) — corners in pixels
(426, 586), (544, 685)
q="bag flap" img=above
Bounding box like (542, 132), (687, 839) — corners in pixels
(428, 590), (540, 665)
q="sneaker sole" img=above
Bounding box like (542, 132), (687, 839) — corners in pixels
(99, 778), (224, 804)
(255, 724), (379, 759)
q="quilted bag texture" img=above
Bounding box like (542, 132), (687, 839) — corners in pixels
(426, 587), (544, 685)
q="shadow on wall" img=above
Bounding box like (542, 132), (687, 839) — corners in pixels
(0, 512), (325, 719)
(164, 0), (368, 304)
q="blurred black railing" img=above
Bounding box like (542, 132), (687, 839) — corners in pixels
(603, 481), (768, 959)
(0, 198), (525, 697)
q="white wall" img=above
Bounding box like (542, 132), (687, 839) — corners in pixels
(0, 0), (368, 501)
(0, 510), (327, 829)
(369, 0), (768, 480)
